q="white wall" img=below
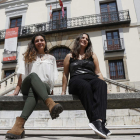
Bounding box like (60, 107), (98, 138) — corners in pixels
(71, 0), (95, 17)
(0, 9), (6, 30)
(123, 27), (140, 82)
(25, 1), (47, 25)
(89, 31), (107, 77)
(121, 0), (137, 23)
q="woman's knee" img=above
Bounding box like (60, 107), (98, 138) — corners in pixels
(29, 72), (38, 78)
(73, 79), (91, 89)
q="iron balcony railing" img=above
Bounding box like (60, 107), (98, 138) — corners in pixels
(104, 38), (125, 52)
(0, 10), (130, 40)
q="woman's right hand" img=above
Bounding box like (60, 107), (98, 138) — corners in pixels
(7, 91), (19, 96)
(7, 75), (22, 96)
(8, 93), (18, 96)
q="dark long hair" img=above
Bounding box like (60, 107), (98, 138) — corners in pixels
(23, 33), (48, 63)
(71, 33), (93, 59)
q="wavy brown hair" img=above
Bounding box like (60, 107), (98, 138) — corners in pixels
(23, 33), (48, 64)
(71, 33), (93, 59)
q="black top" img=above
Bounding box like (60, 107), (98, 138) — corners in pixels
(69, 57), (95, 78)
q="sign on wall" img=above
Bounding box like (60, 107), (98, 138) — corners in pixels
(3, 27), (18, 62)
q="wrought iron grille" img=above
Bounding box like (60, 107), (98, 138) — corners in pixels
(104, 38), (124, 51)
(0, 10), (130, 40)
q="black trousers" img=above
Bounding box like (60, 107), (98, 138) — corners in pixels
(69, 74), (107, 123)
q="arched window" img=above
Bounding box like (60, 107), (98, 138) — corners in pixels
(50, 47), (70, 67)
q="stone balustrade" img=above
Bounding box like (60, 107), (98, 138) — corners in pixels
(0, 70), (140, 96)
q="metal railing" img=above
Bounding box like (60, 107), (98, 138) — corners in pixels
(104, 38), (125, 51)
(0, 10), (130, 40)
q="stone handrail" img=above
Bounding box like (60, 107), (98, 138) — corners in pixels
(0, 72), (17, 84)
(104, 77), (140, 92)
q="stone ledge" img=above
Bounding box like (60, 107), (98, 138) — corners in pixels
(0, 93), (140, 110)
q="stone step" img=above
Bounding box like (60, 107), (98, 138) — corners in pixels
(0, 93), (140, 110)
(0, 129), (140, 135)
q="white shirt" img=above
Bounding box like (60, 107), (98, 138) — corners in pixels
(17, 54), (58, 93)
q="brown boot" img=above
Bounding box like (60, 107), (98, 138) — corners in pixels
(6, 117), (25, 139)
(45, 98), (63, 119)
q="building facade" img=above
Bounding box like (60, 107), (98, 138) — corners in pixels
(0, 0), (140, 129)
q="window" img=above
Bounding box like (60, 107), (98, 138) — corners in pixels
(50, 47), (70, 67)
(10, 17), (22, 35)
(4, 70), (15, 78)
(10, 17), (22, 29)
(106, 30), (121, 50)
(52, 9), (67, 30)
(100, 2), (118, 22)
(109, 60), (125, 80)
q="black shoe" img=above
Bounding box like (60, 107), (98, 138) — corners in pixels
(102, 122), (112, 136)
(89, 120), (107, 139)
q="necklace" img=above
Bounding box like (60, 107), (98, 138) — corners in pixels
(37, 53), (45, 61)
(79, 54), (85, 59)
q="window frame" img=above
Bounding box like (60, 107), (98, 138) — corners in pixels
(100, 1), (119, 23)
(100, 1), (118, 13)
(52, 8), (67, 30)
(46, 0), (71, 22)
(105, 56), (129, 82)
(106, 30), (122, 50)
(9, 17), (22, 29)
(108, 59), (125, 80)
(5, 3), (28, 29)
(94, 0), (123, 15)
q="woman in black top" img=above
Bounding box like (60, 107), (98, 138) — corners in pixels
(61, 33), (111, 139)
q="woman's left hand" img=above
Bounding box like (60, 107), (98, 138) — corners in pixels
(61, 92), (66, 95)
(107, 90), (110, 94)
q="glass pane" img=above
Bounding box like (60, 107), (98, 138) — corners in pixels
(11, 19), (16, 23)
(109, 2), (116, 7)
(101, 8), (108, 13)
(17, 22), (22, 27)
(109, 62), (116, 76)
(100, 4), (107, 8)
(106, 33), (112, 39)
(10, 24), (16, 28)
(109, 6), (117, 12)
(113, 32), (119, 38)
(109, 60), (125, 79)
(17, 18), (22, 22)
(53, 11), (60, 20)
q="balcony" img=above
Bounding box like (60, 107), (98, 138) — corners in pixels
(104, 38), (125, 52)
(0, 10), (130, 41)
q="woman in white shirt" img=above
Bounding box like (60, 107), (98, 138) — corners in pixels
(6, 33), (63, 139)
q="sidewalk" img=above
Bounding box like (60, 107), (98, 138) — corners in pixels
(1, 129), (140, 140)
